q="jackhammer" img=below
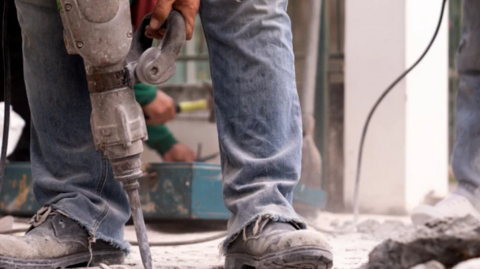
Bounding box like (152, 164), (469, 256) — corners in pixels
(55, 1), (186, 268)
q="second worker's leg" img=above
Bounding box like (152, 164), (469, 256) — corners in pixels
(199, 1), (332, 268)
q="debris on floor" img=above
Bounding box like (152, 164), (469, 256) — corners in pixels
(85, 213), (415, 269)
(112, 213), (415, 269)
(8, 212), (480, 268)
(364, 216), (480, 269)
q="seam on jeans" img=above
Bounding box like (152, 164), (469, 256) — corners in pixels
(86, 206), (109, 267)
(90, 206), (109, 239)
(90, 157), (114, 251)
(199, 4), (216, 96)
(199, 19), (226, 165)
(50, 204), (130, 253)
(96, 156), (108, 195)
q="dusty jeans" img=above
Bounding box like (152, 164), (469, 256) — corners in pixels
(15, 0), (303, 252)
(453, 0), (480, 193)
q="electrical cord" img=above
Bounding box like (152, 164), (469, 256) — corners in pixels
(128, 231), (228, 247)
(0, 226), (228, 246)
(353, 0), (448, 224)
(0, 0), (11, 195)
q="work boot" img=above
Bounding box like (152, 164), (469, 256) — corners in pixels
(224, 216), (333, 269)
(411, 185), (480, 226)
(0, 207), (125, 269)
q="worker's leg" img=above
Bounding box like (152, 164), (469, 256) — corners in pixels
(199, 1), (332, 268)
(412, 0), (480, 226)
(452, 0), (480, 194)
(0, 0), (130, 267)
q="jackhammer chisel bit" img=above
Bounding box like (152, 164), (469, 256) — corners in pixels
(56, 1), (186, 268)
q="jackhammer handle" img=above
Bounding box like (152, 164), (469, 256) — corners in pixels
(129, 11), (186, 86)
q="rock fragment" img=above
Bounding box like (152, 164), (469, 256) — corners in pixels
(365, 216), (480, 269)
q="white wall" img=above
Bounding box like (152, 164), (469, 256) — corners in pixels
(345, 0), (448, 214)
(405, 0), (449, 211)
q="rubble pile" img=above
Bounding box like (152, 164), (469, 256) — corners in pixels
(362, 216), (480, 269)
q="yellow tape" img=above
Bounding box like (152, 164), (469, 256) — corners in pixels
(178, 99), (208, 113)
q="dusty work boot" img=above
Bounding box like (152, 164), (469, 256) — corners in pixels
(224, 216), (333, 269)
(411, 185), (480, 226)
(0, 207), (125, 269)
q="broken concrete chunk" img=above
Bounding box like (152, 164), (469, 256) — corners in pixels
(365, 216), (480, 269)
(410, 261), (445, 269)
(453, 258), (480, 269)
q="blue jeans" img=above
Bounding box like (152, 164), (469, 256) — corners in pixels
(15, 0), (303, 252)
(453, 0), (480, 192)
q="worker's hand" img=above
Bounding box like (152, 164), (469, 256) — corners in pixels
(146, 0), (200, 40)
(143, 90), (176, 125)
(163, 143), (197, 162)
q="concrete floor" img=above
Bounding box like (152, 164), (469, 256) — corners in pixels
(2, 212), (411, 269)
(75, 213), (411, 269)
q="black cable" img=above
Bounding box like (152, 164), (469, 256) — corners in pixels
(353, 0), (448, 223)
(129, 231), (228, 247)
(0, 226), (228, 246)
(0, 0), (11, 195)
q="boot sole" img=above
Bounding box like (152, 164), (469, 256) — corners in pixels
(0, 249), (125, 269)
(225, 246), (333, 269)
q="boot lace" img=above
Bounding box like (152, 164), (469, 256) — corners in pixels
(28, 206), (55, 227)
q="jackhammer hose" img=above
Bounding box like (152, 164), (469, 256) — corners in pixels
(0, 226), (229, 246)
